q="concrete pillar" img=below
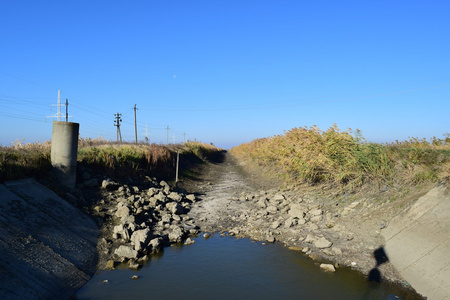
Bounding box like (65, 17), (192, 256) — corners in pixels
(51, 121), (79, 188)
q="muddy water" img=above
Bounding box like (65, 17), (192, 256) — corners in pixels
(75, 235), (419, 300)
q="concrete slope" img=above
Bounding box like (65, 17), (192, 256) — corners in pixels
(382, 184), (450, 300)
(0, 179), (98, 300)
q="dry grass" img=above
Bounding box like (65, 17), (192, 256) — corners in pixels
(0, 138), (224, 182)
(230, 125), (450, 191)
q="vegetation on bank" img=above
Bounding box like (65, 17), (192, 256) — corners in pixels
(230, 125), (450, 190)
(0, 138), (224, 183)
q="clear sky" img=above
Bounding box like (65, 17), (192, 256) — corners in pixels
(1, 1), (449, 149)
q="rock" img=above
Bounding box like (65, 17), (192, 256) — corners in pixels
(168, 192), (182, 202)
(114, 245), (138, 259)
(130, 228), (151, 251)
(266, 205), (278, 214)
(271, 221), (281, 229)
(115, 204), (131, 219)
(310, 215), (323, 223)
(113, 224), (130, 242)
(184, 238), (196, 245)
(257, 198), (268, 208)
(332, 247), (343, 255)
(148, 237), (162, 253)
(102, 179), (120, 191)
(310, 209), (323, 216)
(166, 202), (184, 215)
(284, 217), (297, 228)
(320, 263), (336, 272)
(160, 180), (169, 188)
(186, 194), (196, 201)
(309, 223), (319, 230)
(302, 247), (310, 253)
(315, 237), (333, 249)
(288, 246), (302, 251)
(273, 193), (285, 202)
(349, 201), (360, 209)
(105, 260), (115, 270)
(131, 275), (139, 280)
(168, 226), (185, 243)
(161, 213), (172, 224)
(266, 236), (276, 243)
(288, 204), (307, 219)
(129, 260), (140, 270)
(322, 249), (334, 256)
(304, 234), (316, 244)
(203, 233), (211, 239)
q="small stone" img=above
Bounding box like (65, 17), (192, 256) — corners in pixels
(271, 221), (281, 229)
(105, 260), (115, 270)
(288, 246), (303, 251)
(203, 233), (211, 239)
(184, 238), (196, 245)
(129, 260), (140, 270)
(132, 275), (139, 280)
(304, 234), (316, 244)
(310, 209), (323, 216)
(332, 247), (343, 255)
(320, 263), (336, 272)
(266, 236), (276, 243)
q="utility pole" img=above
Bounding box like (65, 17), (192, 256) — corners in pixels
(144, 122), (149, 144)
(183, 132), (186, 144)
(65, 98), (69, 122)
(166, 125), (170, 145)
(133, 104), (138, 144)
(114, 113), (122, 143)
(46, 90), (69, 121)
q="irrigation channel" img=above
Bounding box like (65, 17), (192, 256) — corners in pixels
(76, 153), (422, 299)
(76, 234), (418, 300)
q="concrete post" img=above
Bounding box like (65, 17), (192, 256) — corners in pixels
(51, 121), (79, 188)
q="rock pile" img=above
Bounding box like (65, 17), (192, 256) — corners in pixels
(189, 187), (384, 274)
(95, 178), (199, 269)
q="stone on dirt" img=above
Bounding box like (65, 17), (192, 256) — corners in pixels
(314, 237), (333, 249)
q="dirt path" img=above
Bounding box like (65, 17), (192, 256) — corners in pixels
(186, 154), (258, 233)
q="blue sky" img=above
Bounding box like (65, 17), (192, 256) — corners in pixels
(1, 1), (449, 149)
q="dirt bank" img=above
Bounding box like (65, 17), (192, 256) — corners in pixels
(181, 152), (430, 298)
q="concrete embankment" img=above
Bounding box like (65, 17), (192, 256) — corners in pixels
(382, 184), (450, 300)
(0, 179), (98, 299)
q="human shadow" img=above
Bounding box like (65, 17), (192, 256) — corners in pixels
(368, 247), (389, 282)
